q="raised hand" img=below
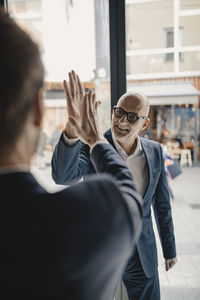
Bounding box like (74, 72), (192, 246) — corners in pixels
(68, 89), (105, 148)
(63, 70), (85, 138)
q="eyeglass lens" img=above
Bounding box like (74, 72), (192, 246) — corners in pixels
(114, 108), (137, 123)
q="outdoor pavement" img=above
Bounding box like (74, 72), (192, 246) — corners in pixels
(31, 163), (200, 300)
(156, 165), (200, 300)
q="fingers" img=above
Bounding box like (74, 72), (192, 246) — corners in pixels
(63, 80), (73, 112)
(64, 71), (97, 127)
(83, 90), (97, 133)
(84, 90), (92, 120)
(165, 260), (170, 271)
(86, 90), (96, 116)
(165, 258), (177, 271)
(92, 93), (96, 113)
(89, 90), (95, 116)
(68, 70), (85, 100)
(69, 71), (76, 97)
(81, 92), (87, 122)
(77, 74), (85, 96)
(95, 100), (101, 112)
(169, 261), (174, 269)
(87, 90), (97, 124)
(169, 258), (177, 269)
(72, 70), (80, 94)
(69, 70), (83, 96)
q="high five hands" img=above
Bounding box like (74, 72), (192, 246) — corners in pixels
(63, 70), (105, 148)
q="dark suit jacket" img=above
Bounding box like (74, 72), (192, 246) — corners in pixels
(0, 143), (142, 299)
(52, 129), (176, 278)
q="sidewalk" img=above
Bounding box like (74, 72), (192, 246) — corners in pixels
(31, 164), (200, 300)
(156, 166), (200, 300)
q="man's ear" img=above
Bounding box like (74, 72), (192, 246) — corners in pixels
(34, 88), (44, 128)
(141, 118), (150, 131)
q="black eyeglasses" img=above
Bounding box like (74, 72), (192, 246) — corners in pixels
(113, 106), (147, 123)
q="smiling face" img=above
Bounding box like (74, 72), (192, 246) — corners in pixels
(111, 92), (150, 146)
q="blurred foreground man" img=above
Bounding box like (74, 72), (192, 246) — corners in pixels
(0, 11), (143, 299)
(52, 75), (177, 300)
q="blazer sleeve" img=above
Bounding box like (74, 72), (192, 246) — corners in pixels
(152, 144), (177, 259)
(51, 133), (92, 185)
(90, 143), (143, 246)
(51, 172), (143, 285)
(51, 142), (143, 268)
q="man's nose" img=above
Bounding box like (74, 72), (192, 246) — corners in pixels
(118, 114), (128, 124)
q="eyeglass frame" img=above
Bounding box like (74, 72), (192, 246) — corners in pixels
(113, 106), (148, 123)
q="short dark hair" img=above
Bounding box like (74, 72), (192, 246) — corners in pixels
(0, 9), (44, 147)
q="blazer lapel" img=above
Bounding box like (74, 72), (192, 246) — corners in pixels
(104, 130), (154, 201)
(140, 138), (153, 200)
(104, 129), (116, 149)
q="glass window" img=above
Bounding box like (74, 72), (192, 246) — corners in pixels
(8, 0), (110, 170)
(126, 0), (173, 50)
(164, 26), (184, 61)
(179, 15), (200, 46)
(164, 26), (184, 48)
(142, 105), (197, 143)
(179, 51), (200, 71)
(180, 0), (200, 11)
(127, 53), (174, 76)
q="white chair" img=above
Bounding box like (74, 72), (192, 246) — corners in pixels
(180, 149), (192, 167)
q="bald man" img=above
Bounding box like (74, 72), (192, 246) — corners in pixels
(52, 91), (177, 300)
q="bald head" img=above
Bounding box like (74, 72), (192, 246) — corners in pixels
(112, 91), (150, 153)
(117, 91), (150, 117)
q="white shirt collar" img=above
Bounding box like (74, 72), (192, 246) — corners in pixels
(111, 131), (142, 158)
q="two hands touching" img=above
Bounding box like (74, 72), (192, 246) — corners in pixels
(63, 70), (105, 148)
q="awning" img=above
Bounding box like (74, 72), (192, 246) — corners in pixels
(127, 82), (200, 105)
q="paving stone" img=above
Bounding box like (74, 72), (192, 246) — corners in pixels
(161, 287), (200, 300)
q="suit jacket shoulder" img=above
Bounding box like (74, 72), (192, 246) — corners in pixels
(140, 137), (161, 151)
(140, 137), (163, 172)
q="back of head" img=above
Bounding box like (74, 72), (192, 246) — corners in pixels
(0, 9), (44, 148)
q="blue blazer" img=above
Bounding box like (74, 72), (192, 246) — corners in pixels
(52, 129), (176, 278)
(0, 143), (142, 299)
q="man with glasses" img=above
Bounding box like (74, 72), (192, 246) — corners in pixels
(52, 90), (177, 300)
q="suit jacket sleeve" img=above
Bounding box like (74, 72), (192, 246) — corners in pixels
(51, 133), (91, 185)
(51, 169), (143, 295)
(152, 144), (177, 259)
(90, 143), (143, 246)
(51, 142), (143, 281)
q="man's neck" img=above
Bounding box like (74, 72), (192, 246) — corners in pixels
(0, 144), (30, 169)
(118, 137), (137, 156)
(0, 164), (30, 175)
